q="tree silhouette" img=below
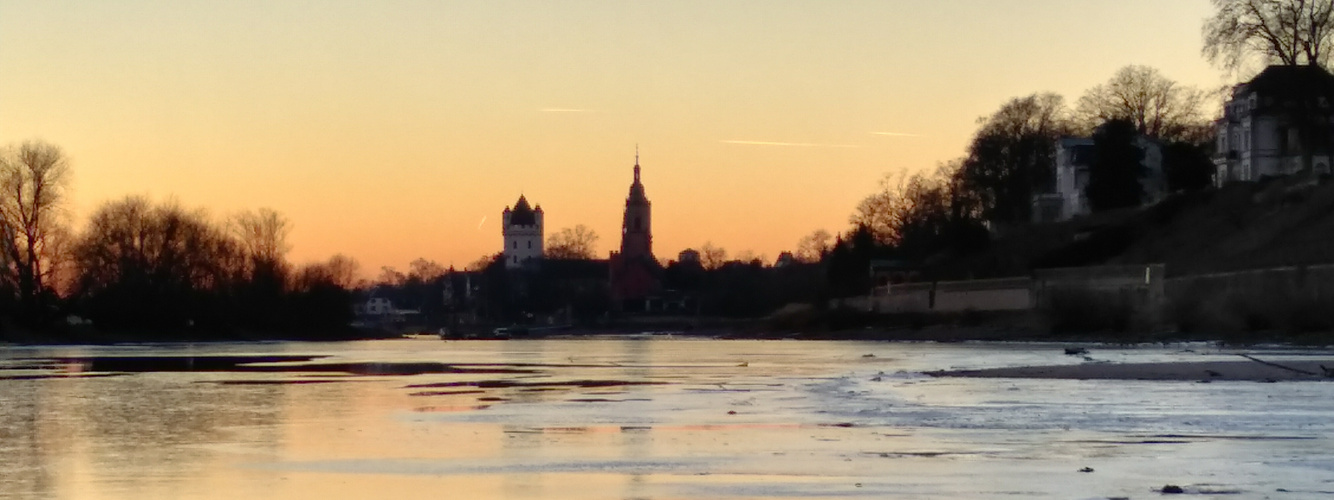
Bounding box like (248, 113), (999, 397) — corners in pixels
(1075, 65), (1212, 142)
(407, 258), (447, 283)
(0, 140), (72, 326)
(794, 229), (833, 263)
(1086, 119), (1146, 212)
(546, 225), (600, 260)
(698, 242), (728, 270)
(1204, 0), (1334, 71)
(1163, 141), (1217, 192)
(958, 93), (1074, 225)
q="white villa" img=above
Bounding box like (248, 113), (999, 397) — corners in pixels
(1214, 64), (1334, 184)
(1032, 135), (1165, 223)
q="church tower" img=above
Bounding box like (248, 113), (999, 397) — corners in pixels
(620, 153), (653, 260)
(609, 150), (661, 310)
(502, 195), (544, 269)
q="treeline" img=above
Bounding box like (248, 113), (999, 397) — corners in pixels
(662, 257), (825, 318)
(816, 65), (1219, 295)
(0, 140), (359, 340)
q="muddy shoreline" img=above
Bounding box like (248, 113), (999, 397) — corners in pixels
(928, 356), (1334, 381)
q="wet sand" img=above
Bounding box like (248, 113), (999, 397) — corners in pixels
(929, 356), (1334, 381)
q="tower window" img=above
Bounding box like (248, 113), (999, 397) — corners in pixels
(527, 241), (532, 249)
(512, 241), (517, 249)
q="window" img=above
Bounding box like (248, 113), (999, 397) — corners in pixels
(512, 241), (517, 249)
(527, 241), (531, 249)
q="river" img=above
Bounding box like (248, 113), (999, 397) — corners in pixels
(2, 338), (1332, 499)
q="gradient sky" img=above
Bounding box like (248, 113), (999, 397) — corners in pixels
(1, 0), (1234, 274)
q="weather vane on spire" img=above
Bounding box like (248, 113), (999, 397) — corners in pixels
(635, 144), (639, 166)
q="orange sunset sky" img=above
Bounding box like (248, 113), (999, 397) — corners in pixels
(1, 1), (1236, 274)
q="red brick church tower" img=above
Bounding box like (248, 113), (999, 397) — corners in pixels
(609, 150), (661, 310)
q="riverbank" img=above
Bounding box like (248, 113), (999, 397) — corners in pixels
(0, 323), (394, 345)
(929, 355), (1334, 381)
(7, 309), (1334, 347)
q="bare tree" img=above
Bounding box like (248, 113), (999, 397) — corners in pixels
(851, 171), (952, 246)
(794, 229), (833, 263)
(229, 208), (290, 265)
(227, 208), (291, 309)
(0, 140), (72, 322)
(294, 254), (361, 290)
(1075, 66), (1212, 142)
(698, 242), (727, 270)
(1203, 0), (1334, 71)
(545, 225), (599, 260)
(407, 258), (447, 283)
(377, 266), (406, 286)
(850, 172), (907, 245)
(323, 254), (361, 288)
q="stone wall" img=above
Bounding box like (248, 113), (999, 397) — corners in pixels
(1032, 264), (1165, 310)
(1163, 264), (1334, 332)
(837, 265), (1166, 315)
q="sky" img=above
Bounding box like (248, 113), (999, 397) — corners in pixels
(0, 0), (1236, 274)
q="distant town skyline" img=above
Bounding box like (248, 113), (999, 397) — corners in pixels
(1, 1), (1237, 274)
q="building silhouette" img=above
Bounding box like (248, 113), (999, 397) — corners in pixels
(502, 195), (544, 269)
(609, 153), (662, 309)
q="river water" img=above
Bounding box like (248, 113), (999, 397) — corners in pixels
(1, 338), (1332, 499)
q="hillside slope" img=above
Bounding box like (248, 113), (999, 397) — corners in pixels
(935, 176), (1334, 278)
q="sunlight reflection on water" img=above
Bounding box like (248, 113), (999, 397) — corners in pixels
(1, 338), (1332, 499)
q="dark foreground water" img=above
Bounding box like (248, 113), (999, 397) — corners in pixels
(2, 338), (1332, 499)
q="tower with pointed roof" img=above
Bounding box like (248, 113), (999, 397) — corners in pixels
(502, 195), (544, 269)
(620, 152), (653, 260)
(609, 151), (661, 309)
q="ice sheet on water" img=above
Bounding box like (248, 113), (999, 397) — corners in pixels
(11, 340), (1334, 500)
(255, 457), (719, 476)
(808, 370), (1334, 436)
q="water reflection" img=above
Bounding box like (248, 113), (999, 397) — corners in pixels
(1, 339), (1333, 499)
(0, 380), (54, 499)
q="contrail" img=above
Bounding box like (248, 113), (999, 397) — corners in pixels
(541, 108), (594, 113)
(871, 131), (923, 137)
(476, 216), (487, 229)
(720, 140), (859, 148)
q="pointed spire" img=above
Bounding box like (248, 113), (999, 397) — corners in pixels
(633, 145), (641, 183)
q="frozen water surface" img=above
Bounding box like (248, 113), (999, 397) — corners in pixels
(1, 338), (1332, 499)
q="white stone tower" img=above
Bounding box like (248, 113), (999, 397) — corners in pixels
(502, 195), (544, 268)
